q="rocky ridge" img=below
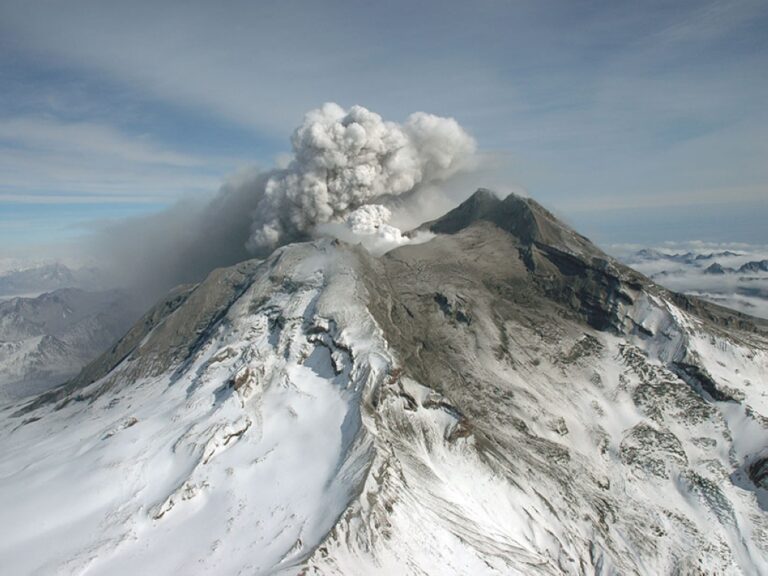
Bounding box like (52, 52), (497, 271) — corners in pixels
(1, 190), (767, 575)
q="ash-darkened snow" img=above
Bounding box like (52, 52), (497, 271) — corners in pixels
(1, 187), (767, 574)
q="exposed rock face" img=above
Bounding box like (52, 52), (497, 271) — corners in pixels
(619, 422), (688, 478)
(705, 263), (731, 274)
(748, 455), (768, 490)
(1, 190), (767, 575)
(738, 260), (768, 274)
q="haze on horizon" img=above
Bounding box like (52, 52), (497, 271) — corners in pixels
(1, 0), (767, 261)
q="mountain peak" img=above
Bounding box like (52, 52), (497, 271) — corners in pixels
(5, 189), (768, 575)
(420, 188), (603, 260)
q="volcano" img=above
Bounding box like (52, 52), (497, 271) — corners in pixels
(1, 190), (767, 575)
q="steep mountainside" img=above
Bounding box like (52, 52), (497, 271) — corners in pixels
(1, 191), (767, 575)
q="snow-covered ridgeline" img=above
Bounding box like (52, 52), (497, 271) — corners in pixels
(1, 230), (767, 574)
(0, 242), (396, 575)
(307, 292), (768, 575)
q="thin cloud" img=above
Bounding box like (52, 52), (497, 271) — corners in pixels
(0, 0), (766, 252)
(0, 194), (165, 205)
(0, 117), (201, 167)
(0, 116), (247, 202)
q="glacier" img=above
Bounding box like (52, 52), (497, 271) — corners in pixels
(1, 191), (767, 575)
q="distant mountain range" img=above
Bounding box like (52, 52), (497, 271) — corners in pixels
(0, 287), (141, 399)
(620, 247), (768, 319)
(0, 262), (109, 298)
(704, 260), (768, 275)
(632, 248), (744, 264)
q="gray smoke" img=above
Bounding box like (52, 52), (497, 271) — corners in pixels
(89, 103), (476, 303)
(247, 103), (475, 252)
(90, 172), (268, 304)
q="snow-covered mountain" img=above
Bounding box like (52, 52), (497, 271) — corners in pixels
(1, 190), (767, 574)
(0, 288), (141, 399)
(0, 263), (108, 299)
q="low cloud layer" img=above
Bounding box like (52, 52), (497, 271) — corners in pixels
(615, 242), (768, 319)
(89, 104), (475, 304)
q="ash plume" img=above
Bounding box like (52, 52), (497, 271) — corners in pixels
(89, 104), (476, 302)
(247, 103), (475, 252)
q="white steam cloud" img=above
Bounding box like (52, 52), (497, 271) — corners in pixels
(315, 203), (434, 256)
(246, 103), (475, 252)
(346, 204), (399, 237)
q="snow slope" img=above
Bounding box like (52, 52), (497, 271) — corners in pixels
(1, 191), (767, 574)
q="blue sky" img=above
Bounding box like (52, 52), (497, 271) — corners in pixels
(1, 0), (767, 255)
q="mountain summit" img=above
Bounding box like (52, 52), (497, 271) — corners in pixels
(2, 191), (767, 574)
(423, 188), (597, 253)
